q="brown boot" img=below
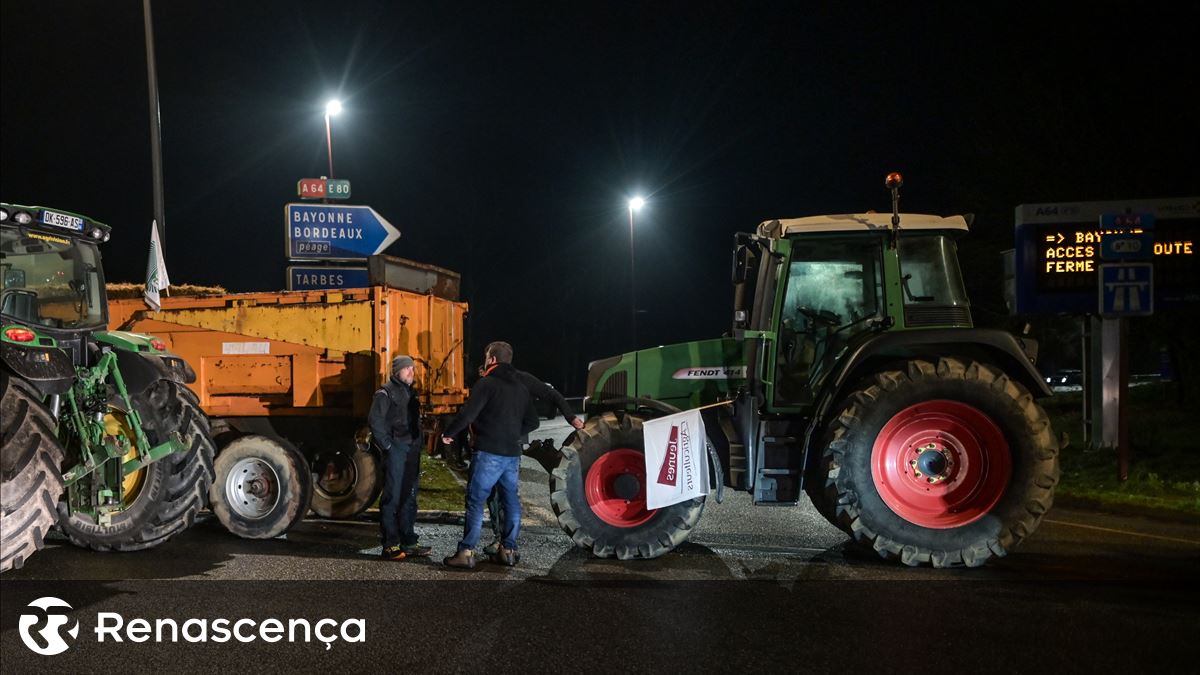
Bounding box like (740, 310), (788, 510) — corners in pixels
(443, 548), (476, 569)
(490, 545), (519, 567)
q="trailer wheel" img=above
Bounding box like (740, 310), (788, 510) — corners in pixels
(1, 372), (65, 573)
(59, 380), (216, 552)
(550, 412), (704, 560)
(310, 446), (382, 519)
(817, 358), (1059, 567)
(210, 435), (312, 539)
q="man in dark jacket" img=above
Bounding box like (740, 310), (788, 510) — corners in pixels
(369, 355), (432, 560)
(441, 342), (538, 568)
(479, 371), (583, 557)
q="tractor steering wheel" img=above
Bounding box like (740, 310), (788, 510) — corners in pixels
(797, 306), (841, 327)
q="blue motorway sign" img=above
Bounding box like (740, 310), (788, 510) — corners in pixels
(1100, 230), (1155, 260)
(1099, 263), (1153, 317)
(287, 266), (369, 291)
(285, 203), (400, 261)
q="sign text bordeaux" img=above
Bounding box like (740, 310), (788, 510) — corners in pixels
(285, 203), (400, 261)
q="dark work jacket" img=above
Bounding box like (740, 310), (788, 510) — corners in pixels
(516, 369), (575, 423)
(368, 376), (420, 451)
(444, 363), (538, 457)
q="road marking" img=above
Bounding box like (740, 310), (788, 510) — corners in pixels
(1044, 519), (1200, 546)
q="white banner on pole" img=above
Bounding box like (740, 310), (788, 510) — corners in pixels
(143, 220), (170, 311)
(643, 408), (708, 510)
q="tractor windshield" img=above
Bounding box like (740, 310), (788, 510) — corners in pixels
(897, 235), (969, 307)
(774, 237), (884, 405)
(1, 227), (106, 329)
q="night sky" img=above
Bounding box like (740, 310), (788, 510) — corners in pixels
(2, 2), (1196, 393)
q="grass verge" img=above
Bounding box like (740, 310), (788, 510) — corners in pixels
(417, 453), (466, 513)
(1042, 383), (1200, 517)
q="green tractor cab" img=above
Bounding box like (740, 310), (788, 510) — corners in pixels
(1, 203), (215, 573)
(554, 175), (1058, 567)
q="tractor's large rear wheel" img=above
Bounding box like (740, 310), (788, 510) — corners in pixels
(59, 381), (216, 551)
(816, 358), (1059, 567)
(1, 372), (65, 573)
(550, 412), (704, 560)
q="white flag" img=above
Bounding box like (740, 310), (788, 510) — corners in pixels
(643, 408), (709, 510)
(144, 220), (170, 311)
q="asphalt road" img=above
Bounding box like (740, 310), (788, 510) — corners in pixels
(3, 419), (1198, 672)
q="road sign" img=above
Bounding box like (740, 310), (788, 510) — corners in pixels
(1012, 197), (1199, 314)
(297, 179), (326, 199)
(1099, 263), (1153, 317)
(1100, 230), (1155, 260)
(326, 179), (351, 200)
(285, 203), (400, 261)
(286, 266), (368, 291)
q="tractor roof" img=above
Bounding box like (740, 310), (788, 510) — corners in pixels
(758, 213), (970, 237)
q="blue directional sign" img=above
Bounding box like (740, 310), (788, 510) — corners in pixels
(285, 203), (400, 261)
(287, 266), (369, 291)
(1099, 263), (1153, 317)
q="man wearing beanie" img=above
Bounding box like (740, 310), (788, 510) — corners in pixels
(369, 355), (432, 560)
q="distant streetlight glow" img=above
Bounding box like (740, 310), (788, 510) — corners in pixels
(323, 99), (343, 179)
(628, 196), (647, 347)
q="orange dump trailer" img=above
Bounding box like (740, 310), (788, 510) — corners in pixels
(106, 255), (469, 537)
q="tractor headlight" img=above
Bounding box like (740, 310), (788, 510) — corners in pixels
(90, 227), (103, 239)
(14, 211), (33, 224)
(102, 231), (111, 242)
(0, 207), (8, 221)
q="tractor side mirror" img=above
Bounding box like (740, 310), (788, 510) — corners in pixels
(732, 244), (751, 284)
(724, 242), (753, 282)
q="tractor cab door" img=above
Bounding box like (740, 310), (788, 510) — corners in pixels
(772, 236), (884, 408)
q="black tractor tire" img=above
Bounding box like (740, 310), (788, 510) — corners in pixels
(1, 372), (65, 573)
(803, 481), (841, 530)
(210, 435), (312, 539)
(309, 446), (382, 519)
(550, 412), (704, 560)
(816, 358), (1059, 568)
(59, 380), (216, 552)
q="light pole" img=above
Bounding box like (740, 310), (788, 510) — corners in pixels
(324, 99), (342, 178)
(628, 196), (645, 348)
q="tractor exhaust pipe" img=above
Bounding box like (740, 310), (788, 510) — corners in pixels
(886, 171), (903, 249)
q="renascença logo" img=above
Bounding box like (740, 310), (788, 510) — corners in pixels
(19, 597), (80, 656)
(16, 596), (366, 655)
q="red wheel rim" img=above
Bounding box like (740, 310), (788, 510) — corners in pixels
(871, 400), (1012, 529)
(585, 448), (655, 528)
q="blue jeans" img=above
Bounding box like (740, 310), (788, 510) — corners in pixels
(379, 440), (420, 548)
(459, 451), (521, 552)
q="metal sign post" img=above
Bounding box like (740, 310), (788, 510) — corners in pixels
(1092, 233), (1154, 482)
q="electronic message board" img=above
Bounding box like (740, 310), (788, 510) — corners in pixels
(1013, 197), (1199, 314)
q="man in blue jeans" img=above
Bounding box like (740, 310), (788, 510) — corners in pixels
(369, 355), (432, 561)
(441, 341), (537, 569)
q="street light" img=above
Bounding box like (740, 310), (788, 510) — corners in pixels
(628, 196), (645, 347)
(324, 99), (343, 178)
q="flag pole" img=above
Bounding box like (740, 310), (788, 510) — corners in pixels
(143, 0), (166, 252)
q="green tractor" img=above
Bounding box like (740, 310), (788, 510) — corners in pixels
(1, 203), (215, 573)
(553, 174), (1059, 567)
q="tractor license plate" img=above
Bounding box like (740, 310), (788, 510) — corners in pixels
(41, 209), (84, 231)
